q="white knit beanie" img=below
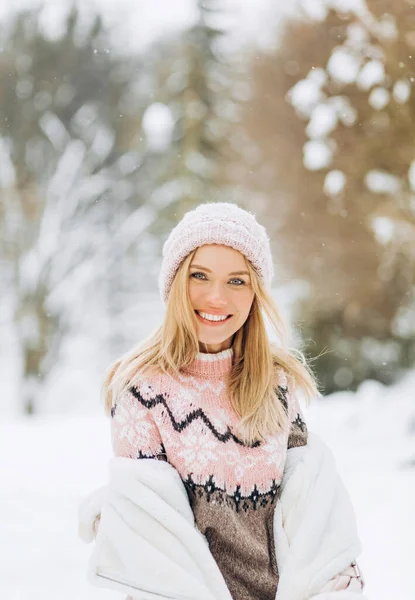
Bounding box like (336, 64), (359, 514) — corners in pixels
(159, 202), (274, 303)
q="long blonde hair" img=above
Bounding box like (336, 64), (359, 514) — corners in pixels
(103, 249), (319, 444)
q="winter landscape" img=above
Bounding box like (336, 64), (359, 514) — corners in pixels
(1, 366), (414, 599)
(1, 0), (414, 599)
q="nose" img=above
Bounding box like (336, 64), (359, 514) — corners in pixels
(204, 281), (228, 307)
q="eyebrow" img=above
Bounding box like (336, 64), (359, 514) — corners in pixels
(190, 264), (250, 277)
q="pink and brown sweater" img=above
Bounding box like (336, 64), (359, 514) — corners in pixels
(111, 349), (362, 599)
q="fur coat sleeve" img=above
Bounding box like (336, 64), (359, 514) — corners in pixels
(274, 433), (366, 600)
(78, 432), (366, 600)
(81, 456), (232, 600)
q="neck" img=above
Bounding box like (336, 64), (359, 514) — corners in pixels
(199, 343), (232, 354)
(198, 336), (233, 354)
(183, 347), (234, 378)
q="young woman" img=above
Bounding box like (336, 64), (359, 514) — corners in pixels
(93, 202), (364, 600)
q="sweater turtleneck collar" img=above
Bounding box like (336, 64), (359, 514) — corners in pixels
(183, 347), (233, 378)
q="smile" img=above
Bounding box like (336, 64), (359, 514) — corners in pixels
(195, 311), (232, 325)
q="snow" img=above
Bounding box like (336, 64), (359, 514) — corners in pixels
(327, 48), (361, 85)
(303, 139), (333, 171)
(117, 151), (141, 175)
(376, 13), (398, 41)
(298, 0), (368, 23)
(0, 0), (293, 55)
(33, 90), (53, 111)
(331, 95), (357, 127)
(1, 0), (414, 595)
(324, 169), (347, 196)
(365, 170), (401, 195)
(1, 371), (414, 599)
(305, 373), (415, 600)
(368, 87), (390, 111)
(0, 138), (16, 188)
(142, 103), (175, 152)
(392, 305), (415, 339)
(15, 78), (34, 100)
(333, 365), (354, 387)
(356, 60), (385, 91)
(407, 163), (415, 196)
(370, 216), (395, 245)
(286, 70), (326, 117)
(346, 22), (369, 46)
(306, 103), (338, 138)
(299, 0), (328, 21)
(328, 0), (367, 13)
(39, 112), (70, 152)
(393, 80), (411, 104)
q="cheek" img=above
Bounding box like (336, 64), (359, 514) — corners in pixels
(236, 293), (254, 320)
(188, 282), (199, 307)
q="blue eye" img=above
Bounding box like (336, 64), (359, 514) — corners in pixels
(190, 272), (245, 285)
(229, 278), (245, 286)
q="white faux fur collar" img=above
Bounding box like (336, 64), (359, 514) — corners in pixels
(79, 433), (367, 600)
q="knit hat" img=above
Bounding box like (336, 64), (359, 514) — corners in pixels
(159, 202), (274, 302)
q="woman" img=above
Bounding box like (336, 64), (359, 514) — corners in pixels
(88, 202), (364, 599)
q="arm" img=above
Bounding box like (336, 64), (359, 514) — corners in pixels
(88, 382), (166, 539)
(285, 378), (308, 450)
(111, 384), (166, 461)
(285, 385), (365, 595)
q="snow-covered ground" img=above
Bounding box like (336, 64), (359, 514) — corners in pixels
(1, 371), (414, 599)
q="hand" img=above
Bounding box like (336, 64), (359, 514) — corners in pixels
(93, 514), (101, 537)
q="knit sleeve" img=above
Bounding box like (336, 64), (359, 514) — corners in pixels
(111, 385), (166, 460)
(287, 379), (308, 450)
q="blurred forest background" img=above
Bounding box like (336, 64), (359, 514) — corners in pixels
(1, 0), (415, 416)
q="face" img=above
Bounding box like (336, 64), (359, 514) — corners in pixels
(188, 244), (255, 353)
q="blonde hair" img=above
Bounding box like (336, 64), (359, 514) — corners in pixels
(103, 250), (319, 444)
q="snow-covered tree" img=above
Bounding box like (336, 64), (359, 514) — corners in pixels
(0, 7), (148, 413)
(239, 0), (415, 391)
(140, 0), (238, 237)
(288, 0), (415, 273)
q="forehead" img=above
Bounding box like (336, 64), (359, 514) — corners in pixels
(191, 244), (248, 270)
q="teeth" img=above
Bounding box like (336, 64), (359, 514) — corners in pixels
(198, 311), (228, 322)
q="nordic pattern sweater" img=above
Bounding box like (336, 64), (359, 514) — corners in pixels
(111, 348), (308, 600)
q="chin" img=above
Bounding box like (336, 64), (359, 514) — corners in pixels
(198, 333), (234, 347)
(198, 335), (226, 345)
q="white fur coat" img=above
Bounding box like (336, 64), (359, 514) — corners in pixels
(78, 432), (367, 600)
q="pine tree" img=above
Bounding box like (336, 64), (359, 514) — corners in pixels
(144, 0), (236, 239)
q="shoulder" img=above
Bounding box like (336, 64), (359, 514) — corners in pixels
(111, 368), (168, 459)
(274, 366), (296, 412)
(112, 364), (180, 420)
(128, 365), (173, 397)
(274, 366), (308, 449)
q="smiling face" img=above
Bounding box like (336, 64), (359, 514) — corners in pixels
(188, 244), (256, 353)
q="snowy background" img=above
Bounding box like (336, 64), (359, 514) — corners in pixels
(1, 0), (415, 599)
(1, 366), (414, 600)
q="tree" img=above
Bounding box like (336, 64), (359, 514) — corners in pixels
(238, 0), (415, 391)
(140, 0), (239, 240)
(0, 6), (147, 413)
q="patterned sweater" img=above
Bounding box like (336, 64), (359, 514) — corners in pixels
(111, 348), (307, 600)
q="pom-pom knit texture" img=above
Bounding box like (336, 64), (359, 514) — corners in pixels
(159, 202), (274, 303)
